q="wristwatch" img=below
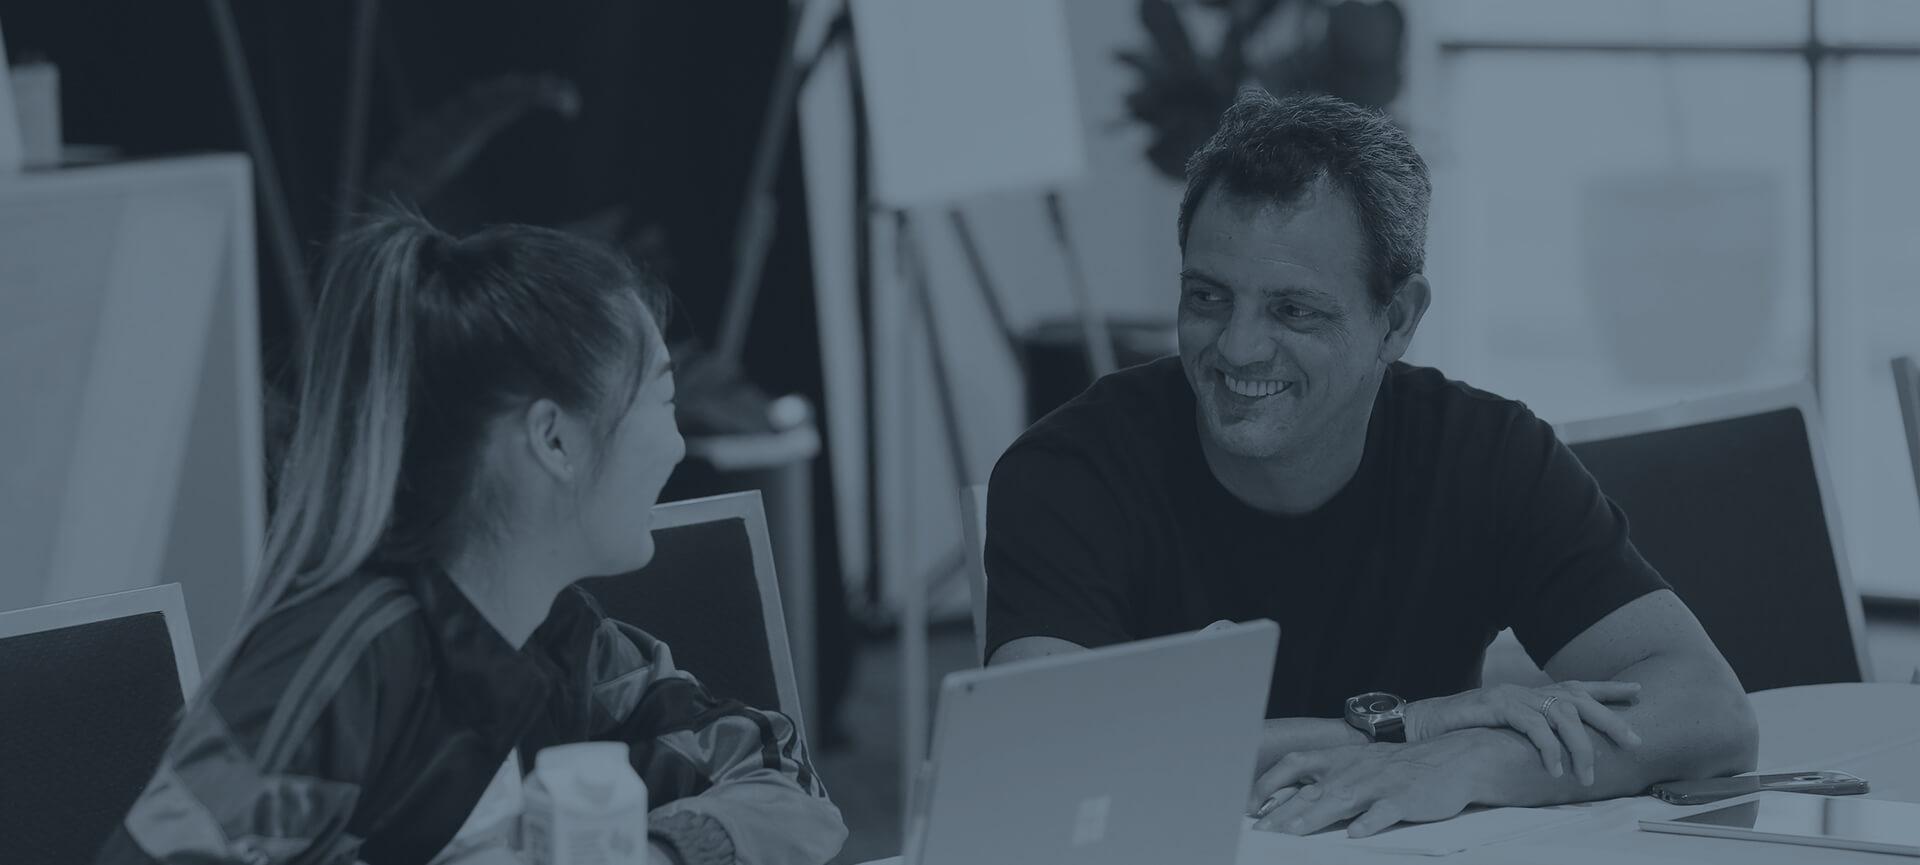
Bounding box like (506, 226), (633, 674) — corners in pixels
(1345, 691), (1407, 743)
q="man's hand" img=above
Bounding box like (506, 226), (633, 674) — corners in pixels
(432, 845), (528, 865)
(1245, 732), (1503, 838)
(429, 839), (676, 864)
(1404, 681), (1642, 786)
(1255, 717), (1369, 776)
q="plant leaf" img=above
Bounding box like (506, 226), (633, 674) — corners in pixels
(1139, 0), (1200, 76)
(1113, 48), (1166, 80)
(1221, 0), (1289, 80)
(368, 73), (582, 207)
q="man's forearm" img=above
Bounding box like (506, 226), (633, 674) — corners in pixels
(1460, 654), (1758, 807)
(1261, 717), (1368, 765)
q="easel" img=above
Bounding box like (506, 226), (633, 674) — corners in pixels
(791, 0), (1115, 819)
(889, 192), (1115, 825)
(849, 0), (1117, 814)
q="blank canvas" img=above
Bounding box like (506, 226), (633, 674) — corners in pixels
(0, 156), (264, 665)
(850, 0), (1087, 207)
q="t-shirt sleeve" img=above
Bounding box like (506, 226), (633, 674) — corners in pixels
(983, 442), (1144, 660)
(1494, 408), (1670, 669)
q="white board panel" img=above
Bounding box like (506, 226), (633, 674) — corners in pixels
(0, 155), (263, 664)
(850, 0), (1087, 207)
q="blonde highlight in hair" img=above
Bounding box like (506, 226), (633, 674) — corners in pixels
(258, 218), (431, 615)
(195, 203), (664, 701)
(191, 212), (440, 696)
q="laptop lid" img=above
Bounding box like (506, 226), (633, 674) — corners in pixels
(908, 620), (1279, 865)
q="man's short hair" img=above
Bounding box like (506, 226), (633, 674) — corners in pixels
(1178, 89), (1431, 308)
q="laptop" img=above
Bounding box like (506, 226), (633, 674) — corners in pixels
(904, 620), (1280, 865)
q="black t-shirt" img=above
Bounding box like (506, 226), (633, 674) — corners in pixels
(984, 357), (1667, 719)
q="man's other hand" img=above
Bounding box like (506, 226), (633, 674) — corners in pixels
(1405, 681), (1642, 786)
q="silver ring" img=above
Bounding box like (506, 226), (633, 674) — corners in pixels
(1541, 695), (1561, 713)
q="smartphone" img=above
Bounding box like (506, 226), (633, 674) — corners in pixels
(1648, 771), (1868, 805)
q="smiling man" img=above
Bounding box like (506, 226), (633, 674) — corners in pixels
(984, 90), (1757, 837)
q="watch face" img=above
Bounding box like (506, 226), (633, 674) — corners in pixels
(1351, 692), (1403, 716)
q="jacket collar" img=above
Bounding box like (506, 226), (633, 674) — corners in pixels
(403, 564), (555, 748)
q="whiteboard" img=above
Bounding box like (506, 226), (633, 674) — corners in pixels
(850, 0), (1087, 207)
(0, 155), (264, 665)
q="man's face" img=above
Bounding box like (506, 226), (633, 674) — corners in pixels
(1178, 183), (1394, 460)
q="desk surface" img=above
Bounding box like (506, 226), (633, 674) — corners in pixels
(1751, 682), (1920, 771)
(860, 683), (1920, 865)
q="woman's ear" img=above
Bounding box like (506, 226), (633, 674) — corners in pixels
(523, 399), (577, 482)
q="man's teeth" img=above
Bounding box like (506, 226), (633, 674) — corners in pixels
(1224, 375), (1289, 398)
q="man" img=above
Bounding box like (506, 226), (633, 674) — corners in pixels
(984, 90), (1757, 838)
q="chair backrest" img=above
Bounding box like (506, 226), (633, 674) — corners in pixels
(0, 583), (199, 863)
(577, 491), (807, 739)
(1895, 356), (1920, 520)
(1557, 383), (1872, 690)
(959, 484), (989, 664)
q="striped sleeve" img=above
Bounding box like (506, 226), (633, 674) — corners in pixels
(94, 580), (420, 865)
(584, 618), (846, 865)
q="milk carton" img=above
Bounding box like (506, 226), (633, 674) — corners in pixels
(520, 742), (650, 865)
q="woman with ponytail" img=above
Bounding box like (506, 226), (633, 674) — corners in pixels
(95, 208), (846, 865)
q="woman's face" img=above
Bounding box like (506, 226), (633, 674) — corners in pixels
(577, 316), (684, 575)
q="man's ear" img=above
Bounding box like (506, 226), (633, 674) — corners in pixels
(1380, 274), (1431, 365)
(523, 399), (576, 482)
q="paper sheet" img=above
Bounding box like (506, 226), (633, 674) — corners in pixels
(430, 749), (524, 864)
(1237, 804), (1596, 859)
(1467, 846), (1706, 865)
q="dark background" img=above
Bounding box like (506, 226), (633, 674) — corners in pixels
(1, 0), (856, 741)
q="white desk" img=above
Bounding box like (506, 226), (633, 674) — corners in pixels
(859, 683), (1920, 864)
(1487, 683), (1920, 865)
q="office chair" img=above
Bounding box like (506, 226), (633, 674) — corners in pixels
(959, 485), (989, 665)
(1894, 355), (1920, 527)
(0, 584), (200, 863)
(579, 491), (809, 739)
(1557, 383), (1872, 691)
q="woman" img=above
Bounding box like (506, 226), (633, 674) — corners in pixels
(96, 209), (846, 865)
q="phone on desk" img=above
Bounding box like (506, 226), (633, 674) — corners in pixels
(1648, 771), (1868, 805)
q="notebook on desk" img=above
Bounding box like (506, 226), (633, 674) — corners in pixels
(904, 621), (1279, 865)
(1641, 791), (1920, 857)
